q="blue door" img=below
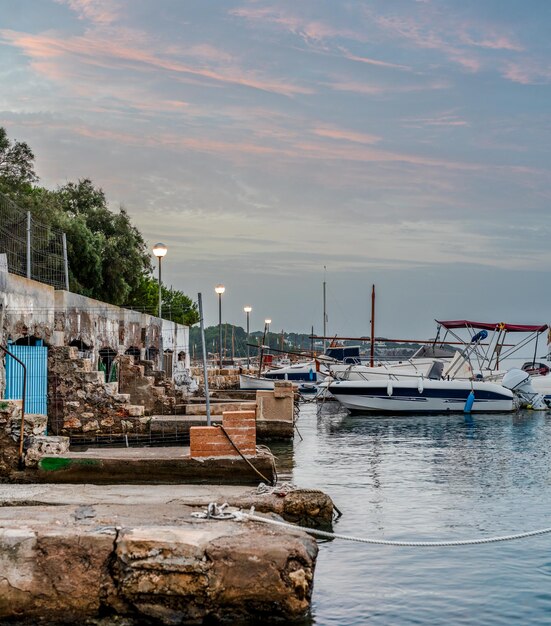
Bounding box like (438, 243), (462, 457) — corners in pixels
(5, 343), (48, 415)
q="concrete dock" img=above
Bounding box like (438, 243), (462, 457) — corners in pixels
(0, 483), (330, 624)
(21, 445), (277, 485)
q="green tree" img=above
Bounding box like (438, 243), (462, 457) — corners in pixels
(126, 275), (199, 326)
(56, 179), (152, 304)
(0, 127), (198, 317)
(0, 127), (37, 190)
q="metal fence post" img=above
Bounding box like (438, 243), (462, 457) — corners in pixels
(62, 232), (69, 291)
(26, 211), (31, 279)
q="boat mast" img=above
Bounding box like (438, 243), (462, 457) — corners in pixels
(370, 284), (375, 367)
(323, 266), (327, 353)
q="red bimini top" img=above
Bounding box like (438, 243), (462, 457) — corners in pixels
(436, 320), (548, 333)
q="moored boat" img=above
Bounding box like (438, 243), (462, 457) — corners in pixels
(328, 378), (513, 413)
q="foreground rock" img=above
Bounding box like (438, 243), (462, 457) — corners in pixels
(0, 502), (318, 624)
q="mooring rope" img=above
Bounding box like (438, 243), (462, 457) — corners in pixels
(237, 511), (551, 546)
(191, 503), (551, 547)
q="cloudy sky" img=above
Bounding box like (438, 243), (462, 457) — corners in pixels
(1, 0), (551, 337)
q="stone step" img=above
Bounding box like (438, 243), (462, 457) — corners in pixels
(185, 401), (257, 416)
(113, 393), (131, 404)
(105, 382), (119, 394)
(127, 405), (145, 417)
(150, 415), (221, 434)
(73, 358), (93, 372)
(83, 371), (106, 384)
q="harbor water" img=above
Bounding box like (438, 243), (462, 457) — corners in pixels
(286, 402), (551, 625)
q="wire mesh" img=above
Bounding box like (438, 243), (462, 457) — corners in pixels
(0, 192), (67, 289)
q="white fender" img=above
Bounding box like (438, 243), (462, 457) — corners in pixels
(387, 381), (393, 396)
(418, 377), (424, 394)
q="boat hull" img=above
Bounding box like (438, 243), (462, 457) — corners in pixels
(239, 374), (275, 390)
(328, 380), (513, 413)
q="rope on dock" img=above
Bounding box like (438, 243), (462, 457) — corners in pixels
(233, 509), (551, 547)
(216, 425), (277, 487)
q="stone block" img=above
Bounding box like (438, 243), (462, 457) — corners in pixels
(127, 405), (145, 417)
(24, 435), (70, 468)
(82, 420), (100, 433)
(112, 524), (317, 623)
(8, 414), (48, 440)
(63, 417), (82, 430)
(114, 393), (131, 404)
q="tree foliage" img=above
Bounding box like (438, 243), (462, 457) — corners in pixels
(0, 126), (198, 323)
(126, 275), (199, 326)
(0, 127), (37, 189)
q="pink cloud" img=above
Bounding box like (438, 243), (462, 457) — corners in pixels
(312, 126), (381, 145)
(459, 33), (523, 52)
(341, 50), (411, 71)
(371, 11), (523, 73)
(54, 0), (121, 25)
(327, 78), (449, 95)
(0, 29), (312, 97)
(403, 113), (469, 128)
(503, 61), (551, 85)
(230, 6), (367, 43)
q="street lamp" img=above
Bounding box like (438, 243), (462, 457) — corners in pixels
(244, 306), (252, 368)
(152, 243), (168, 319)
(215, 284), (225, 369)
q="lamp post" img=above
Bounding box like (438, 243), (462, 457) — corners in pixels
(215, 284), (225, 369)
(264, 318), (271, 351)
(152, 243), (168, 319)
(244, 306), (252, 368)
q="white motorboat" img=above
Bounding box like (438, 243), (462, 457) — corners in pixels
(328, 378), (514, 413)
(326, 320), (550, 414)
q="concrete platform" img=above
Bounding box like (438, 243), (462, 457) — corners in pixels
(21, 446), (277, 485)
(0, 498), (319, 624)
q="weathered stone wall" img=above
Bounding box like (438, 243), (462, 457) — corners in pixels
(0, 272), (55, 396)
(0, 399), (51, 477)
(118, 354), (175, 415)
(48, 346), (148, 438)
(54, 290), (164, 369)
(0, 515), (318, 624)
(190, 366), (243, 390)
(0, 272), (55, 344)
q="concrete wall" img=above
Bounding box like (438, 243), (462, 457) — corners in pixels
(53, 291), (191, 374)
(53, 291), (161, 369)
(0, 271), (56, 395)
(0, 271), (55, 345)
(0, 273), (191, 400)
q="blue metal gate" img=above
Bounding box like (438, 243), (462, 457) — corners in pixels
(5, 342), (48, 415)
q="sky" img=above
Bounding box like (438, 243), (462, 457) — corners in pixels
(1, 0), (551, 339)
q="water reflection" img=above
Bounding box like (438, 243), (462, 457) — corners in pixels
(288, 403), (551, 625)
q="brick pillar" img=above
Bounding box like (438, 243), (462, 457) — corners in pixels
(190, 410), (256, 458)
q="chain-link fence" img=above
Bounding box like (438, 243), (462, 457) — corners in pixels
(0, 192), (68, 290)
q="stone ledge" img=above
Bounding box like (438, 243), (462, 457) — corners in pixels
(0, 505), (318, 624)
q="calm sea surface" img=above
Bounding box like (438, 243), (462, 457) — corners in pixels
(280, 401), (551, 625)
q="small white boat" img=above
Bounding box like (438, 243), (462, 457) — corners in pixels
(328, 378), (514, 413)
(239, 374), (275, 390)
